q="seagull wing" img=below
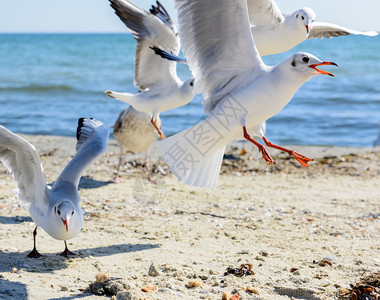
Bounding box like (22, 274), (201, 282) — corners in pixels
(53, 119), (109, 191)
(175, 0), (264, 111)
(308, 22), (378, 39)
(247, 0), (285, 30)
(110, 0), (180, 90)
(0, 126), (47, 206)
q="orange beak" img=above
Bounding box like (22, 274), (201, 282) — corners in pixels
(309, 61), (338, 77)
(61, 219), (68, 232)
(305, 25), (309, 33)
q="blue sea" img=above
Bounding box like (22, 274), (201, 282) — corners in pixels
(0, 33), (379, 147)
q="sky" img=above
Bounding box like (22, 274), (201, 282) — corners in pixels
(0, 0), (379, 33)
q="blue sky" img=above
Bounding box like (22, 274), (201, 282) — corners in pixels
(0, 0), (379, 33)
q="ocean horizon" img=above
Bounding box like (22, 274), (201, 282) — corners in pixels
(0, 33), (379, 147)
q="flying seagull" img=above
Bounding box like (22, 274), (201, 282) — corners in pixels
(105, 0), (195, 140)
(160, 0), (337, 188)
(248, 0), (378, 56)
(0, 118), (109, 257)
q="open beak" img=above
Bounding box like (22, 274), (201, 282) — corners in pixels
(61, 218), (69, 232)
(305, 25), (310, 33)
(309, 61), (338, 77)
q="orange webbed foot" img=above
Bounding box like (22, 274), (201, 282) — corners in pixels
(259, 145), (276, 165)
(289, 151), (313, 167)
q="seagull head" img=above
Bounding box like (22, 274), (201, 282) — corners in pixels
(290, 52), (338, 78)
(181, 78), (195, 93)
(54, 201), (75, 232)
(294, 7), (316, 34)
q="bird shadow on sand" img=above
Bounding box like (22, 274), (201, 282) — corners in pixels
(78, 177), (113, 190)
(0, 243), (160, 273)
(0, 215), (33, 224)
(47, 176), (112, 191)
(0, 278), (28, 299)
(47, 295), (89, 300)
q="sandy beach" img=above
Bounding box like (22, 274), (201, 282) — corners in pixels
(0, 135), (379, 300)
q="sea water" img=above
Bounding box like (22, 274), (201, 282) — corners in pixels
(0, 33), (379, 146)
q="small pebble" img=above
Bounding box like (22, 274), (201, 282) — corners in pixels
(116, 291), (133, 300)
(148, 263), (160, 277)
(187, 279), (202, 288)
(95, 272), (108, 284)
(141, 285), (156, 293)
(246, 287), (259, 294)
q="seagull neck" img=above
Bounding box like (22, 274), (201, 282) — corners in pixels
(272, 64), (309, 93)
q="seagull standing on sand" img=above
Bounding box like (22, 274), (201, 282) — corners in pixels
(105, 0), (195, 140)
(112, 106), (160, 182)
(248, 0), (378, 56)
(161, 0), (337, 189)
(0, 118), (109, 257)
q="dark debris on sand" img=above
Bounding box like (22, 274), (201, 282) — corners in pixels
(339, 272), (380, 300)
(86, 277), (129, 296)
(224, 263), (255, 277)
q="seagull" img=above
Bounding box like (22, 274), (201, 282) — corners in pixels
(0, 118), (109, 257)
(248, 0), (378, 56)
(112, 105), (160, 182)
(160, 0), (337, 189)
(152, 0), (377, 155)
(105, 0), (195, 140)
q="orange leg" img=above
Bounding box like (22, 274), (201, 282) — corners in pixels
(151, 116), (166, 140)
(243, 126), (275, 165)
(262, 136), (313, 167)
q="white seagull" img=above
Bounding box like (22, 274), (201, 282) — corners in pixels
(105, 0), (195, 140)
(112, 105), (160, 182)
(248, 0), (378, 56)
(161, 0), (337, 189)
(0, 118), (109, 257)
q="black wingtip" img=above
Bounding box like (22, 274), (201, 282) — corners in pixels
(149, 0), (174, 31)
(149, 46), (187, 64)
(150, 45), (164, 55)
(76, 118), (94, 140)
(77, 118), (85, 140)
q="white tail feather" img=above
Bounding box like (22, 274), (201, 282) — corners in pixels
(105, 91), (136, 106)
(160, 126), (226, 189)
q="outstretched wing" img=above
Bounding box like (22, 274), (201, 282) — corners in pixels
(174, 0), (264, 111)
(53, 118), (109, 191)
(0, 126), (47, 206)
(110, 0), (180, 90)
(247, 0), (285, 30)
(308, 22), (378, 39)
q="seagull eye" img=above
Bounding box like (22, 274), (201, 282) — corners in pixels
(71, 211), (74, 215)
(190, 81), (194, 87)
(57, 209), (61, 215)
(302, 57), (309, 63)
(301, 16), (305, 20)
